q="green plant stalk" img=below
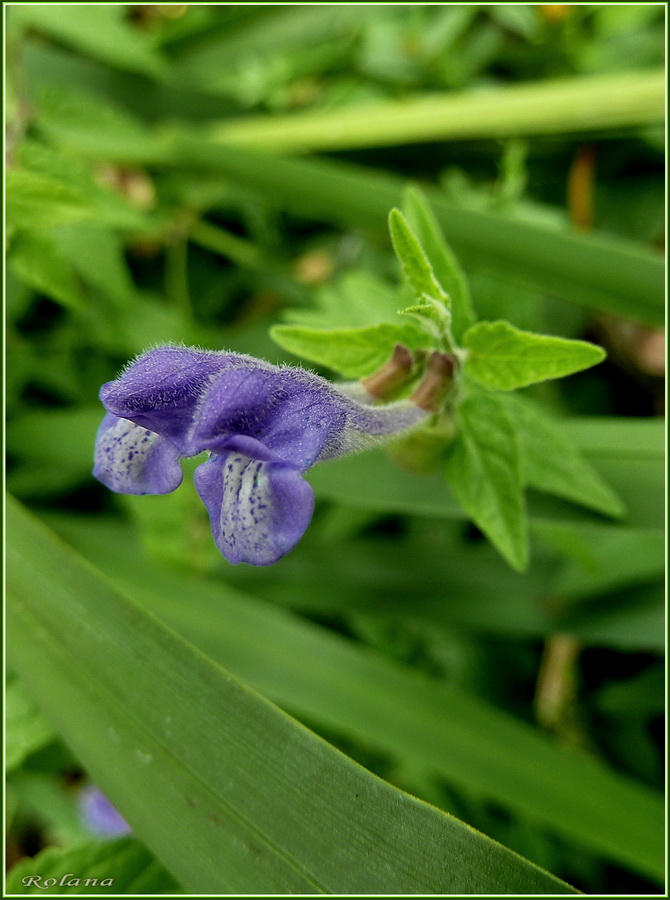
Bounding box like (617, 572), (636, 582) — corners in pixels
(206, 70), (665, 151)
(190, 219), (264, 270)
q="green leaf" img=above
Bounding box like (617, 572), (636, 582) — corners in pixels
(41, 511), (667, 878)
(6, 837), (180, 895)
(284, 270), (406, 330)
(35, 87), (171, 164)
(500, 394), (624, 518)
(402, 185), (475, 340)
(7, 497), (576, 894)
(544, 526), (665, 604)
(388, 208), (451, 309)
(13, 5), (167, 79)
(445, 392), (528, 570)
(8, 230), (87, 312)
(18, 141), (150, 230)
(53, 225), (137, 310)
(7, 169), (92, 231)
(270, 322), (429, 377)
(463, 320), (606, 390)
(6, 676), (57, 772)
(10, 772), (98, 847)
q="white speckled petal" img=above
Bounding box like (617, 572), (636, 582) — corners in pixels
(93, 414), (183, 495)
(194, 450), (314, 566)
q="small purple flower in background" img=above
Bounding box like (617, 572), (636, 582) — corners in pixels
(80, 786), (132, 838)
(94, 345), (444, 566)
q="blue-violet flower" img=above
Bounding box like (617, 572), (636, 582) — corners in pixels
(94, 345), (430, 566)
(80, 785), (132, 838)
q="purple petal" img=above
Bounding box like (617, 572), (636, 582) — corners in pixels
(192, 366), (345, 469)
(80, 786), (132, 838)
(99, 346), (251, 454)
(194, 450), (314, 565)
(93, 413), (183, 495)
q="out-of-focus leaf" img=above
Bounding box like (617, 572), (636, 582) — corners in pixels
(463, 320), (606, 390)
(6, 838), (180, 895)
(18, 141), (151, 230)
(8, 407), (103, 475)
(175, 142), (664, 326)
(7, 169), (92, 231)
(446, 392), (528, 571)
(10, 773), (97, 847)
(13, 5), (168, 79)
(8, 498), (576, 894)
(543, 526), (665, 603)
(6, 676), (57, 772)
(35, 88), (171, 164)
(8, 230), (87, 311)
(53, 226), (137, 310)
(170, 5), (369, 91)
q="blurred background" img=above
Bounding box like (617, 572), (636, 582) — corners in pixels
(6, 4), (665, 895)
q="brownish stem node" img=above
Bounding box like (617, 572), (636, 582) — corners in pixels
(410, 352), (455, 413)
(361, 344), (414, 400)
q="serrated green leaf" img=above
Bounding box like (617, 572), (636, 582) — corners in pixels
(6, 837), (179, 895)
(388, 208), (450, 309)
(270, 322), (430, 377)
(445, 393), (528, 570)
(500, 394), (624, 518)
(463, 320), (606, 390)
(7, 169), (93, 231)
(283, 270), (405, 330)
(7, 498), (576, 894)
(9, 230), (87, 311)
(6, 676), (57, 771)
(402, 186), (475, 340)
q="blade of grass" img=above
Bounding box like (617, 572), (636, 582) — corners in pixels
(174, 139), (664, 326)
(7, 497), (578, 895)
(38, 508), (665, 881)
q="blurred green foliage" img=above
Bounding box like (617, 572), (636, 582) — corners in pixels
(6, 4), (665, 895)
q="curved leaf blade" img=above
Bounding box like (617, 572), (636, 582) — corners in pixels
(6, 497), (577, 895)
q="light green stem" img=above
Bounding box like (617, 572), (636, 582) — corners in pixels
(206, 70), (665, 152)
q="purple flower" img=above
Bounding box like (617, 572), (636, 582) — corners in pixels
(94, 346), (429, 566)
(80, 786), (132, 838)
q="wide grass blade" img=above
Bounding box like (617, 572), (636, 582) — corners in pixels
(6, 497), (578, 895)
(34, 506), (665, 882)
